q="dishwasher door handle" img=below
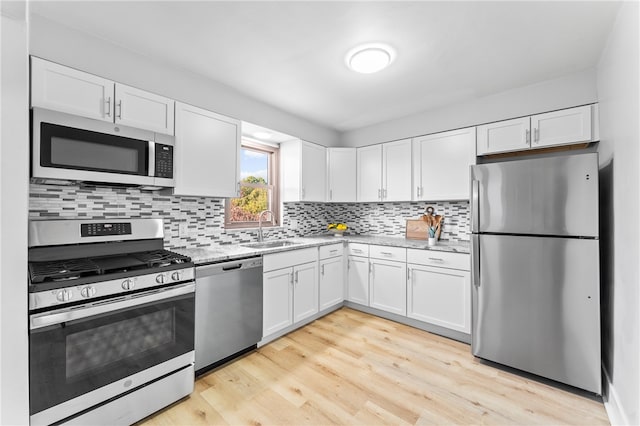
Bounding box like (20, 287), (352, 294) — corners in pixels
(222, 263), (242, 271)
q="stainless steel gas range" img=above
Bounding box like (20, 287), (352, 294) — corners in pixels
(27, 218), (195, 425)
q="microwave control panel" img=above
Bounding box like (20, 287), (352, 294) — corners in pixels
(155, 144), (174, 179)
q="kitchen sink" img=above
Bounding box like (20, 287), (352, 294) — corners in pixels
(242, 240), (297, 249)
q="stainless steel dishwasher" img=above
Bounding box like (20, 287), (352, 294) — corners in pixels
(195, 256), (263, 374)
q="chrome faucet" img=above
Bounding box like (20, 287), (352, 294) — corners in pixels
(257, 210), (273, 242)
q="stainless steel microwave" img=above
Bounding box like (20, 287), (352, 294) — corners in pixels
(32, 108), (175, 188)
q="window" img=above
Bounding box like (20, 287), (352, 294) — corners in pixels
(225, 140), (279, 228)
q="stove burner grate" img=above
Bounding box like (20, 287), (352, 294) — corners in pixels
(132, 250), (191, 268)
(29, 258), (102, 283)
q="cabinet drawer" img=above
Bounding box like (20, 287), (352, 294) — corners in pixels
(319, 243), (344, 259)
(407, 249), (469, 270)
(264, 247), (318, 272)
(347, 243), (369, 257)
(370, 245), (406, 262)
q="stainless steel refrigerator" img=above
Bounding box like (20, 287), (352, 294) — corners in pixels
(470, 152), (601, 394)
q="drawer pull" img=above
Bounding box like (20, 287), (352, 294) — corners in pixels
(380, 251), (393, 256)
(329, 249), (338, 254)
(353, 249), (363, 253)
(428, 257), (444, 262)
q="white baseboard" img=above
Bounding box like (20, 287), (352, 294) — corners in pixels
(603, 368), (630, 425)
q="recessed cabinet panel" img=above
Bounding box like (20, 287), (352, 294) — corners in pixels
(327, 148), (356, 202)
(382, 139), (412, 202)
(301, 142), (326, 201)
(114, 83), (175, 135)
(369, 259), (407, 316)
(174, 102), (240, 197)
(347, 255), (369, 305)
(476, 117), (530, 155)
(263, 268), (293, 336)
(31, 57), (113, 122)
(531, 105), (592, 149)
(357, 145), (382, 202)
(319, 256), (344, 310)
(413, 127), (475, 201)
(407, 265), (470, 333)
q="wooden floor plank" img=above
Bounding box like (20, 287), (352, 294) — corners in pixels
(140, 307), (609, 426)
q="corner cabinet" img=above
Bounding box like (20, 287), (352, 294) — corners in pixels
(477, 105), (597, 156)
(327, 148), (356, 202)
(357, 139), (412, 202)
(173, 102), (240, 197)
(31, 57), (175, 135)
(412, 127), (476, 201)
(281, 140), (326, 202)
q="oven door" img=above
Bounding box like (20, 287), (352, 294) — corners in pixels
(32, 108), (157, 186)
(29, 283), (195, 424)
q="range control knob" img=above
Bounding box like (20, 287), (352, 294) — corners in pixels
(121, 279), (135, 290)
(56, 289), (72, 302)
(80, 286), (96, 298)
(155, 274), (165, 284)
(171, 271), (182, 281)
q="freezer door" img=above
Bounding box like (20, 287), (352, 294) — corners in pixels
(470, 153), (598, 237)
(471, 234), (601, 394)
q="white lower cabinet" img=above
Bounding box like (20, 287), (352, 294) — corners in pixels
(347, 255), (369, 305)
(292, 261), (319, 323)
(262, 268), (294, 337)
(319, 246), (344, 311)
(369, 259), (407, 316)
(262, 248), (319, 339)
(407, 249), (471, 334)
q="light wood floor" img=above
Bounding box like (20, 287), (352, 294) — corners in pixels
(142, 308), (609, 425)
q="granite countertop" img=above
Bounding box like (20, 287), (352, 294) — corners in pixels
(175, 235), (470, 265)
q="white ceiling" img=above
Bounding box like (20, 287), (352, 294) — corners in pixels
(29, 1), (620, 133)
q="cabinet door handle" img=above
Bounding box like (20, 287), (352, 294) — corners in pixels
(534, 127), (539, 143)
(321, 264), (325, 276)
(369, 262), (374, 278)
(295, 270), (299, 284)
(116, 100), (123, 119)
(290, 273), (294, 285)
(428, 257), (444, 262)
(104, 97), (111, 117)
(417, 186), (421, 198)
(347, 258), (350, 269)
(525, 128), (530, 145)
(383, 188), (387, 199)
(329, 189), (333, 200)
(407, 267), (411, 282)
(378, 189), (381, 199)
(301, 188), (305, 199)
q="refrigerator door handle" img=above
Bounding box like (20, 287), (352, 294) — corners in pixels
(471, 179), (480, 232)
(471, 234), (480, 287)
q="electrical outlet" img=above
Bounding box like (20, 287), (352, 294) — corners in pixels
(289, 219), (298, 230)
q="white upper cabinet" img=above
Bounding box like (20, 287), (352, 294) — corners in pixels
(114, 83), (174, 135)
(477, 105), (598, 156)
(413, 127), (476, 201)
(531, 105), (592, 148)
(31, 57), (113, 122)
(382, 139), (413, 201)
(173, 102), (240, 197)
(327, 148), (356, 202)
(281, 140), (326, 202)
(357, 139), (412, 202)
(356, 144), (382, 202)
(476, 117), (530, 155)
(31, 57), (175, 135)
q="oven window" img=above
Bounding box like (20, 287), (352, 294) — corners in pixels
(51, 137), (140, 173)
(29, 292), (194, 416)
(66, 308), (175, 379)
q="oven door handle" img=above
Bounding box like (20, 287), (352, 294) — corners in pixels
(30, 282), (195, 330)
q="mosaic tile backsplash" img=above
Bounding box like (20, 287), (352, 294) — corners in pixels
(29, 183), (470, 249)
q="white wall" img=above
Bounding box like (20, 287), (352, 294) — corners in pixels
(0, 3), (30, 424)
(28, 15), (341, 147)
(596, 2), (639, 425)
(340, 68), (598, 146)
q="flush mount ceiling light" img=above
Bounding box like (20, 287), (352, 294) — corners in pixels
(252, 131), (272, 140)
(346, 43), (395, 74)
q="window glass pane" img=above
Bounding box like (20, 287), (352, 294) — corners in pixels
(240, 148), (269, 185)
(229, 186), (272, 222)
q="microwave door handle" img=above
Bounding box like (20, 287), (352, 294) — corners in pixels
(148, 141), (156, 177)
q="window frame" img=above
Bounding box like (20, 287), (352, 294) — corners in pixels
(224, 139), (280, 229)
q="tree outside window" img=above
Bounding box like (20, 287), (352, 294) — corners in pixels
(225, 141), (279, 228)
